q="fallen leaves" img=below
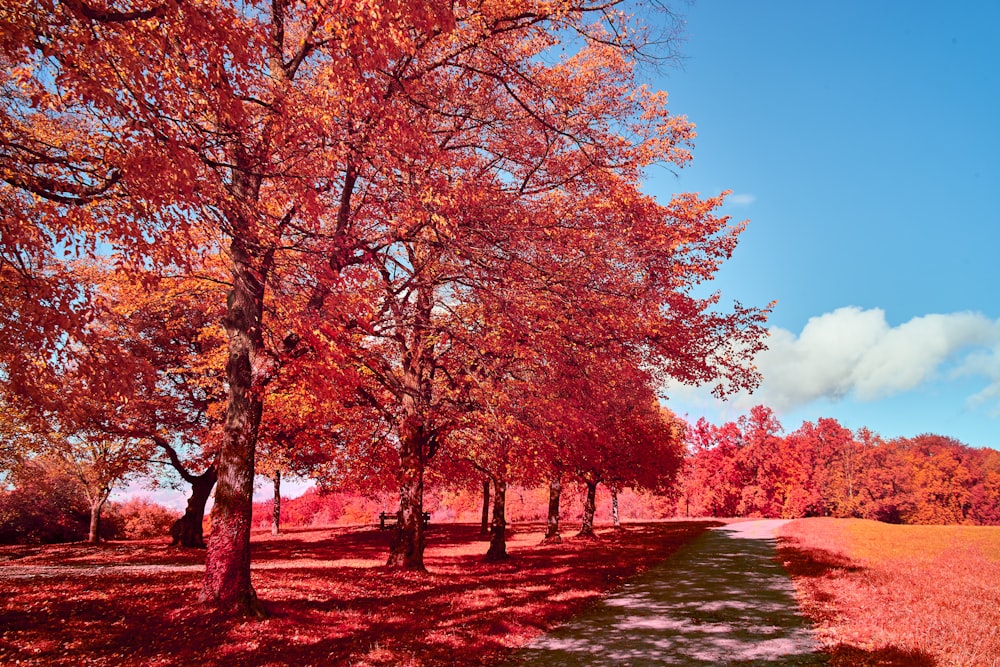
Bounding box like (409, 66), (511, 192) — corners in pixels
(0, 521), (715, 666)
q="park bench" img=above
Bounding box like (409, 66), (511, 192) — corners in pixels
(378, 511), (431, 530)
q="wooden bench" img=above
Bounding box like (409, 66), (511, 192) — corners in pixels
(378, 511), (431, 530)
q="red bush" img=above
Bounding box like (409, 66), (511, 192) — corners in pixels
(113, 497), (181, 540)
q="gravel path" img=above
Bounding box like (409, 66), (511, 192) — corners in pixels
(0, 563), (205, 579)
(510, 519), (827, 666)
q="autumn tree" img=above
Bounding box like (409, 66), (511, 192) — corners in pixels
(452, 348), (553, 561)
(969, 447), (1000, 525)
(784, 417), (861, 517)
(678, 417), (745, 517)
(564, 366), (683, 537)
(894, 434), (977, 525)
(59, 261), (229, 548)
(0, 455), (92, 544)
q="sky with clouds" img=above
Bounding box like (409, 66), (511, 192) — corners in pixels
(649, 0), (1000, 448)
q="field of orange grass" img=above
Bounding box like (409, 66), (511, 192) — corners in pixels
(0, 520), (720, 666)
(779, 518), (1000, 667)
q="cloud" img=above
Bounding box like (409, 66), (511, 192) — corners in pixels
(953, 342), (1000, 417)
(726, 193), (756, 206)
(751, 307), (1000, 411)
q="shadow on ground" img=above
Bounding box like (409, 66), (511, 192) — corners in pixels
(509, 522), (827, 666)
(776, 539), (938, 667)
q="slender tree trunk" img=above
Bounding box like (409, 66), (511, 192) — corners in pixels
(387, 422), (426, 570)
(271, 469), (281, 536)
(199, 231), (266, 616)
(171, 466), (217, 549)
(480, 478), (490, 536)
(611, 488), (621, 529)
(578, 479), (598, 538)
(543, 473), (562, 543)
(484, 477), (508, 562)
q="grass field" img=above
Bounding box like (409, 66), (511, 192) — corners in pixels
(779, 518), (1000, 667)
(0, 521), (718, 666)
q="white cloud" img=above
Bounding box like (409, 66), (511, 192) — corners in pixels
(752, 307), (1000, 411)
(727, 193), (756, 206)
(954, 342), (1000, 417)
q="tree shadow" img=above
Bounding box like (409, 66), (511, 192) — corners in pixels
(778, 543), (863, 578)
(826, 644), (937, 666)
(0, 521), (721, 666)
(775, 540), (937, 667)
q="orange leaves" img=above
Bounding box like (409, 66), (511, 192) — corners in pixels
(680, 410), (1000, 526)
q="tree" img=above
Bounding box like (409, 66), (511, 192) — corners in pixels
(969, 448), (1000, 525)
(785, 417), (861, 517)
(4, 0), (449, 613)
(553, 358), (684, 537)
(58, 433), (150, 542)
(0, 456), (92, 544)
(676, 418), (744, 517)
(66, 261), (227, 549)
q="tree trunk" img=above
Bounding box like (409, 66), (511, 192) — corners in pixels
(271, 469), (281, 536)
(611, 487), (621, 529)
(543, 473), (562, 543)
(171, 466), (217, 549)
(578, 479), (598, 538)
(88, 496), (107, 543)
(199, 232), (266, 616)
(484, 477), (508, 562)
(480, 478), (490, 536)
(387, 424), (426, 570)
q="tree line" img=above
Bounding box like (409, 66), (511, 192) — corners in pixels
(0, 0), (770, 615)
(676, 406), (1000, 525)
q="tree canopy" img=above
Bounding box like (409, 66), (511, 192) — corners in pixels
(2, 0), (771, 615)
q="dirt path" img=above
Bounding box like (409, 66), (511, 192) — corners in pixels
(509, 519), (827, 666)
(0, 563), (205, 579)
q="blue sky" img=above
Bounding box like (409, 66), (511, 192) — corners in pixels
(648, 1), (1000, 448)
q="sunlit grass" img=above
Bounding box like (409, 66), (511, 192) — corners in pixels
(780, 518), (1000, 667)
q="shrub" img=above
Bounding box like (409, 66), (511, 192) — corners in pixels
(0, 459), (90, 544)
(114, 497), (181, 540)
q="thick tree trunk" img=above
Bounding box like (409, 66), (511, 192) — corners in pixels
(480, 478), (490, 536)
(578, 479), (598, 538)
(543, 474), (562, 543)
(199, 234), (265, 616)
(88, 497), (106, 543)
(171, 466), (216, 549)
(484, 477), (508, 562)
(387, 425), (426, 570)
(611, 488), (621, 529)
(271, 469), (281, 536)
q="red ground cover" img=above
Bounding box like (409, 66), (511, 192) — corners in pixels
(779, 518), (1000, 667)
(0, 521), (717, 666)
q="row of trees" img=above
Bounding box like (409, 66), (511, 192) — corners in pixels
(1, 0), (770, 614)
(677, 406), (1000, 525)
(251, 484), (674, 533)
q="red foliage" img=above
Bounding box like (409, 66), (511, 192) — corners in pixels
(0, 459), (92, 544)
(114, 498), (181, 540)
(677, 408), (1000, 525)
